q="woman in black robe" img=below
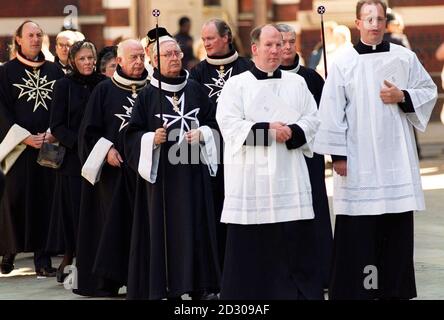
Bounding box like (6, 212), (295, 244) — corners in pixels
(46, 40), (105, 282)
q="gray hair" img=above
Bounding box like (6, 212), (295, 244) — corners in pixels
(274, 23), (296, 38)
(117, 39), (143, 57)
(56, 30), (83, 44)
(151, 39), (181, 58)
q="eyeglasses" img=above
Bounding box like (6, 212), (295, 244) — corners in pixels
(56, 43), (71, 49)
(159, 50), (184, 59)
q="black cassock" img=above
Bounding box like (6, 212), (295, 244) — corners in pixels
(46, 72), (106, 255)
(0, 52), (63, 256)
(125, 69), (220, 300)
(189, 49), (252, 268)
(74, 67), (146, 296)
(281, 55), (333, 289)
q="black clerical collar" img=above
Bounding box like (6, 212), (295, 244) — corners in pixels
(206, 48), (239, 66)
(250, 65), (281, 80)
(354, 40), (390, 54)
(112, 65), (148, 97)
(279, 54), (301, 73)
(16, 50), (46, 68)
(150, 68), (188, 93)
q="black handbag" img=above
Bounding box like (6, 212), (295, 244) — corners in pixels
(37, 85), (70, 169)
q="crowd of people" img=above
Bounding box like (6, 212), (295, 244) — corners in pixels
(0, 0), (439, 300)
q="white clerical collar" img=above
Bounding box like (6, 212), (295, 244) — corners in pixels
(360, 39), (382, 51)
(16, 51), (46, 68)
(112, 68), (147, 87)
(150, 70), (189, 92)
(206, 50), (239, 66)
(280, 55), (301, 73)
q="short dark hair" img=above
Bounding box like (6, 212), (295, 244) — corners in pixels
(179, 16), (190, 27)
(96, 46), (117, 73)
(205, 19), (233, 43)
(250, 25), (263, 45)
(356, 0), (387, 19)
(14, 20), (43, 50)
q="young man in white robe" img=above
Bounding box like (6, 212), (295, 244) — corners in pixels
(314, 0), (438, 300)
(216, 24), (322, 300)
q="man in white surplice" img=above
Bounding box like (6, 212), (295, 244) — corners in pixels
(216, 25), (322, 300)
(314, 0), (437, 300)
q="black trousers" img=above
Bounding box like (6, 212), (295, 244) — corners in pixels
(33, 251), (52, 270)
(329, 211), (416, 300)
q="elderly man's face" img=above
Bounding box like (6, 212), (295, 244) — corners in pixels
(56, 36), (74, 64)
(155, 41), (183, 77)
(281, 31), (297, 63)
(16, 22), (43, 59)
(252, 26), (283, 72)
(118, 43), (145, 78)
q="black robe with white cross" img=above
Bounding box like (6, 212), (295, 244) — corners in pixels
(0, 51), (64, 255)
(74, 66), (147, 296)
(125, 69), (220, 300)
(189, 49), (252, 268)
(280, 55), (333, 289)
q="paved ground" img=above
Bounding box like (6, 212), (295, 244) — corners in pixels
(1, 123), (444, 300)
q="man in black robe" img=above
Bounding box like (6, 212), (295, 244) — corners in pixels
(276, 23), (333, 290)
(125, 33), (220, 300)
(0, 20), (64, 276)
(189, 19), (251, 269)
(75, 39), (148, 297)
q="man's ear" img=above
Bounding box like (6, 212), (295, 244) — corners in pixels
(15, 36), (22, 47)
(223, 35), (229, 46)
(152, 55), (159, 68)
(355, 19), (361, 31)
(116, 56), (123, 66)
(251, 43), (258, 56)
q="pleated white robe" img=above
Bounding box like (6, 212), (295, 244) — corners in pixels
(314, 43), (437, 216)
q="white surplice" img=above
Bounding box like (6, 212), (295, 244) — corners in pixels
(216, 70), (320, 224)
(314, 43), (438, 216)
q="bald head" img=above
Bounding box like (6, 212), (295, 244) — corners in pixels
(116, 39), (145, 78)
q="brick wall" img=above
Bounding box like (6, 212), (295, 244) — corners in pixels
(0, 0), (107, 62)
